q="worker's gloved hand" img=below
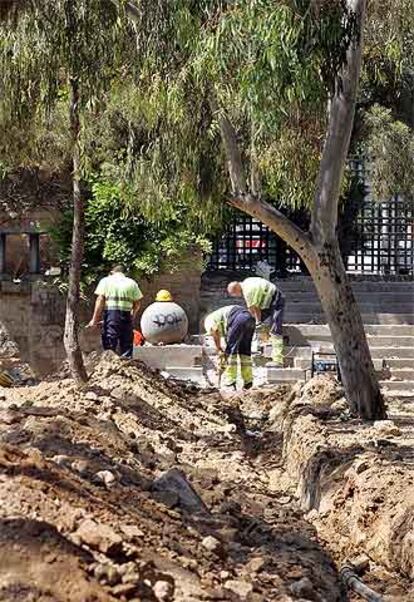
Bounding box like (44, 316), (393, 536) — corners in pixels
(217, 350), (228, 370)
(255, 322), (269, 343)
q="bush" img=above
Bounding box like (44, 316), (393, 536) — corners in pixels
(49, 177), (211, 285)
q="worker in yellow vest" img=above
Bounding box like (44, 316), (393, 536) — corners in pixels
(227, 276), (285, 366)
(87, 264), (143, 357)
(204, 304), (255, 390)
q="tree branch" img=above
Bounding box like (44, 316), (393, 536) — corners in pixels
(217, 111), (247, 195)
(310, 0), (367, 243)
(217, 109), (314, 263)
(109, 0), (140, 24)
(230, 194), (314, 264)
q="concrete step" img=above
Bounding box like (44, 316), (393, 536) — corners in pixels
(163, 366), (205, 384)
(312, 345), (414, 359)
(387, 358), (414, 369)
(285, 302), (414, 313)
(201, 278), (414, 293)
(267, 344), (414, 360)
(380, 380), (414, 393)
(267, 367), (306, 383)
(276, 280), (414, 292)
(274, 344), (414, 358)
(284, 314), (414, 325)
(282, 291), (414, 301)
(285, 326), (414, 347)
(285, 324), (414, 336)
(133, 345), (204, 369)
(387, 393), (414, 402)
(385, 369), (414, 380)
(293, 357), (385, 371)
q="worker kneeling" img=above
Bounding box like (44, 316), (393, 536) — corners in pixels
(205, 305), (255, 390)
(228, 276), (285, 367)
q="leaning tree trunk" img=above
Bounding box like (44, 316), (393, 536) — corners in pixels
(309, 240), (386, 419)
(63, 77), (88, 384)
(217, 0), (386, 420)
(229, 195), (387, 420)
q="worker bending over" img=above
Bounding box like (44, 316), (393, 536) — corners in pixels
(227, 276), (285, 366)
(204, 304), (255, 390)
(87, 264), (143, 358)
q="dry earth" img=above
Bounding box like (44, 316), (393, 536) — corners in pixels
(0, 353), (412, 601)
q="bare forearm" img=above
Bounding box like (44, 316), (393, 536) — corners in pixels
(131, 300), (141, 320)
(91, 296), (105, 324)
(249, 306), (261, 322)
(212, 330), (223, 353)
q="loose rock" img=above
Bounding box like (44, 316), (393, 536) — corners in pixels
(224, 579), (254, 599)
(75, 518), (122, 555)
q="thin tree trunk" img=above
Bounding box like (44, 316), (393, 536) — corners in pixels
(63, 76), (88, 384)
(309, 240), (386, 419)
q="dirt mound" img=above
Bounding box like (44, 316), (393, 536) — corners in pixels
(0, 353), (344, 601)
(271, 374), (414, 599)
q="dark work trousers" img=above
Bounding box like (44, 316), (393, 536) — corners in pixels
(261, 290), (285, 336)
(225, 306), (256, 357)
(102, 309), (133, 358)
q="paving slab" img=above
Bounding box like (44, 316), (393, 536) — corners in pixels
(162, 366), (206, 385)
(267, 367), (307, 383)
(133, 345), (204, 369)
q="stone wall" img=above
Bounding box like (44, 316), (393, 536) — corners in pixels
(138, 254), (202, 334)
(0, 281), (97, 375)
(0, 255), (203, 376)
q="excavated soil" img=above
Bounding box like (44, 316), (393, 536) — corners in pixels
(0, 353), (343, 602)
(0, 354), (413, 600)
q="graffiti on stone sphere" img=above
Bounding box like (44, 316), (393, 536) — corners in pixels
(153, 313), (183, 328)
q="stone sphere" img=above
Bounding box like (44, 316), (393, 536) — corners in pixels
(140, 301), (189, 345)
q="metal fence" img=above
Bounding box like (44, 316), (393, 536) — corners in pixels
(206, 198), (414, 276)
(346, 197), (414, 275)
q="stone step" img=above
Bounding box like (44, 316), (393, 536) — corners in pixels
(314, 346), (414, 359)
(380, 380), (414, 392)
(285, 324), (414, 336)
(285, 302), (414, 313)
(201, 278), (414, 295)
(133, 345), (204, 369)
(298, 336), (414, 348)
(275, 280), (414, 292)
(285, 328), (414, 347)
(266, 367), (306, 383)
(387, 358), (414, 369)
(282, 291), (414, 301)
(202, 288), (414, 300)
(163, 366), (206, 384)
(284, 314), (414, 325)
(293, 357), (385, 371)
(267, 344), (414, 360)
(385, 369), (414, 380)
(272, 344), (414, 358)
(386, 392), (414, 402)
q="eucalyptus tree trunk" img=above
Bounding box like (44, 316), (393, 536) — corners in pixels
(63, 76), (88, 384)
(219, 0), (386, 419)
(308, 240), (386, 419)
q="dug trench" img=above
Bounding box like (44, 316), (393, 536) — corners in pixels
(0, 352), (412, 601)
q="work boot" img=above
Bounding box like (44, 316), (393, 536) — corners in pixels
(243, 382), (253, 391)
(268, 335), (284, 367)
(223, 382), (237, 392)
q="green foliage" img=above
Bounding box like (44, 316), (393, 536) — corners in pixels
(364, 105), (414, 200)
(1, 0), (413, 231)
(363, 0), (414, 95)
(49, 177), (212, 283)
